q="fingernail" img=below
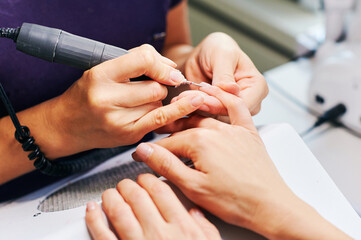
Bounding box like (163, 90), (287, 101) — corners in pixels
(191, 208), (205, 218)
(132, 151), (141, 162)
(170, 70), (186, 84)
(86, 202), (96, 212)
(136, 143), (153, 160)
(191, 96), (204, 107)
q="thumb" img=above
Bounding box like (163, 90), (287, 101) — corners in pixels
(189, 208), (221, 240)
(211, 54), (237, 87)
(133, 142), (204, 189)
(93, 44), (185, 85)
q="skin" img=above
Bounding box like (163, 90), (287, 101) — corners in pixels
(86, 86), (351, 239)
(131, 86), (351, 240)
(0, 0), (268, 183)
(164, 1), (268, 116)
(85, 174), (221, 240)
(0, 46), (205, 184)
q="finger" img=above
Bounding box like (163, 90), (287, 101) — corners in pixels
(189, 208), (221, 240)
(137, 174), (194, 223)
(101, 189), (143, 240)
(85, 201), (118, 240)
(111, 101), (162, 127)
(116, 179), (166, 230)
(134, 95), (204, 134)
(211, 52), (237, 86)
(160, 56), (177, 68)
(175, 90), (226, 115)
(103, 81), (168, 107)
(236, 74), (268, 115)
(216, 81), (241, 96)
(134, 142), (204, 188)
(129, 46), (177, 68)
(155, 115), (221, 134)
(94, 44), (185, 85)
(199, 85), (257, 131)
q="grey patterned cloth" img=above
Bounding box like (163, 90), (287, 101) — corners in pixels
(38, 161), (155, 212)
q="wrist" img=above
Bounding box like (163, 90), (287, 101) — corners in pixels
(17, 96), (72, 159)
(246, 190), (350, 240)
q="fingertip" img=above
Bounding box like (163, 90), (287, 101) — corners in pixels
(170, 70), (186, 85)
(132, 151), (142, 162)
(86, 201), (98, 212)
(135, 143), (154, 162)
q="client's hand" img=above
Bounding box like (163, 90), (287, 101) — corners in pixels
(85, 174), (221, 240)
(46, 44), (204, 158)
(134, 86), (350, 240)
(183, 32), (268, 115)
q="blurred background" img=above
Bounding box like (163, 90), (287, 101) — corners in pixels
(189, 0), (324, 72)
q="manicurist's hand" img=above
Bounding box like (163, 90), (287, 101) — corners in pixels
(85, 174), (221, 240)
(183, 32), (268, 115)
(46, 44), (205, 158)
(134, 86), (351, 240)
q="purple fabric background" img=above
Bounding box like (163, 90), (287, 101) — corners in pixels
(0, 0), (181, 117)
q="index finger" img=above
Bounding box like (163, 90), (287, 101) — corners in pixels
(199, 85), (257, 132)
(134, 94), (204, 134)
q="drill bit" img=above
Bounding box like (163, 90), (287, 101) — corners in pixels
(175, 79), (204, 88)
(183, 80), (203, 87)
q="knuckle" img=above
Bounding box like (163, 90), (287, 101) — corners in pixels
(129, 188), (147, 201)
(150, 82), (167, 101)
(85, 211), (97, 224)
(107, 204), (124, 220)
(140, 44), (156, 52)
(149, 178), (171, 195)
(176, 101), (190, 114)
(158, 154), (173, 177)
(189, 129), (207, 144)
(86, 89), (106, 110)
(139, 46), (156, 67)
(153, 109), (169, 126)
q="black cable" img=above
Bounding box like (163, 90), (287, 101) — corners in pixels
(0, 27), (20, 42)
(300, 103), (347, 137)
(0, 81), (129, 177)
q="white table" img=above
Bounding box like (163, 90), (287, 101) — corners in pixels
(254, 58), (361, 214)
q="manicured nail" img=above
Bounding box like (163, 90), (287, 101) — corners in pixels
(170, 70), (186, 84)
(86, 202), (96, 212)
(191, 208), (205, 218)
(132, 151), (141, 162)
(191, 96), (204, 107)
(136, 143), (153, 160)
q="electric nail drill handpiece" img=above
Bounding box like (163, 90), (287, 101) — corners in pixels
(1, 23), (129, 70)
